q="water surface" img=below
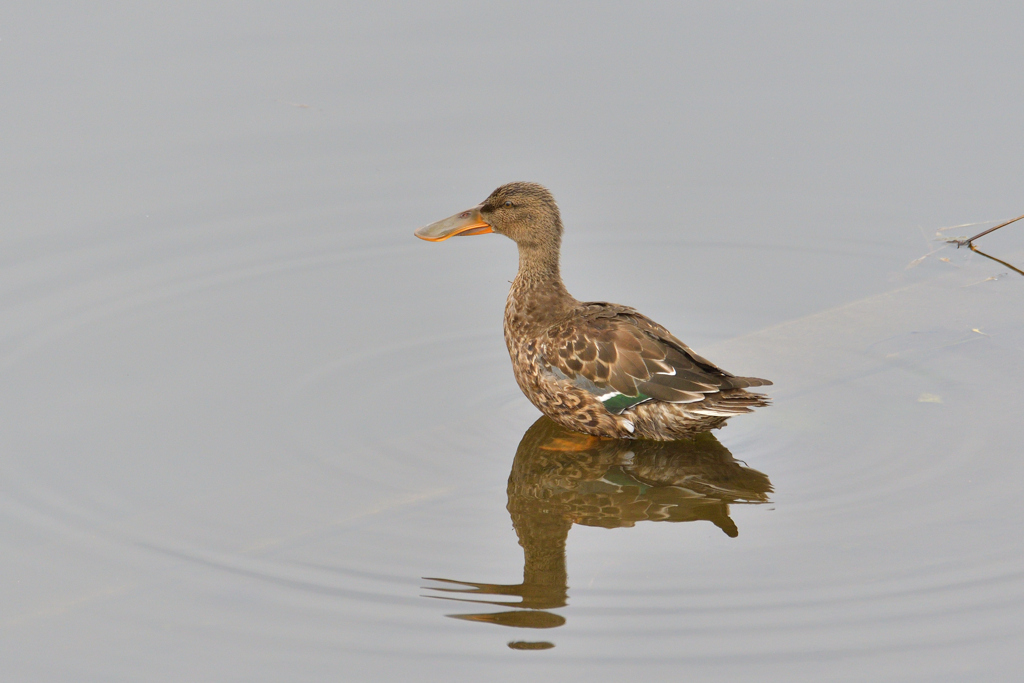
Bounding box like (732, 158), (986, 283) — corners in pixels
(2, 3), (1024, 681)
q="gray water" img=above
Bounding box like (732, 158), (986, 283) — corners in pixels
(2, 3), (1023, 681)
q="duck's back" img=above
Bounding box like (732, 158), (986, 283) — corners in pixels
(505, 299), (771, 440)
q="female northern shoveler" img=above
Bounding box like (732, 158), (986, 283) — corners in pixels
(415, 182), (771, 441)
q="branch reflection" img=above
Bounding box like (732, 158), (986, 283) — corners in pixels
(424, 417), (772, 649)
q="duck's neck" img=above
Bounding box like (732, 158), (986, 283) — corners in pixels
(507, 242), (578, 328)
(515, 240), (562, 287)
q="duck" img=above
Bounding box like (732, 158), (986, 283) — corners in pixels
(415, 182), (771, 441)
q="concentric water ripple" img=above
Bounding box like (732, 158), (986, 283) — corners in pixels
(1, 221), (1022, 681)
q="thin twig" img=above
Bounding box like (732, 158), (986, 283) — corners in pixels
(968, 244), (1024, 277)
(936, 220), (994, 234)
(956, 212), (1024, 247)
(906, 243), (948, 269)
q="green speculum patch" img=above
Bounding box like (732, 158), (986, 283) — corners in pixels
(601, 392), (651, 414)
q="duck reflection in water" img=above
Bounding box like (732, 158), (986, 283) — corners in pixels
(423, 417), (772, 650)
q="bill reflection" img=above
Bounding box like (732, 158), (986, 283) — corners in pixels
(424, 417), (772, 650)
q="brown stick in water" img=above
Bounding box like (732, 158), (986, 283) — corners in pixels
(956, 212), (1024, 247)
(968, 244), (1024, 278)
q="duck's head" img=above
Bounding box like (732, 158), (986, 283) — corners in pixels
(415, 182), (562, 249)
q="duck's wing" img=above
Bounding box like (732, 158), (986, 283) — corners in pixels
(540, 302), (771, 414)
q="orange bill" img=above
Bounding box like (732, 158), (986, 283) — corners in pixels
(415, 204), (493, 242)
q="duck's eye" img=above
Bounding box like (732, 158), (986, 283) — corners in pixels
(504, 201), (513, 207)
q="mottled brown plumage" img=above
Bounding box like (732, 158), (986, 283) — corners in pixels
(416, 182), (772, 440)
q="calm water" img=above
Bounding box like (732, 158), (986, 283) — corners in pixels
(3, 3), (1024, 682)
